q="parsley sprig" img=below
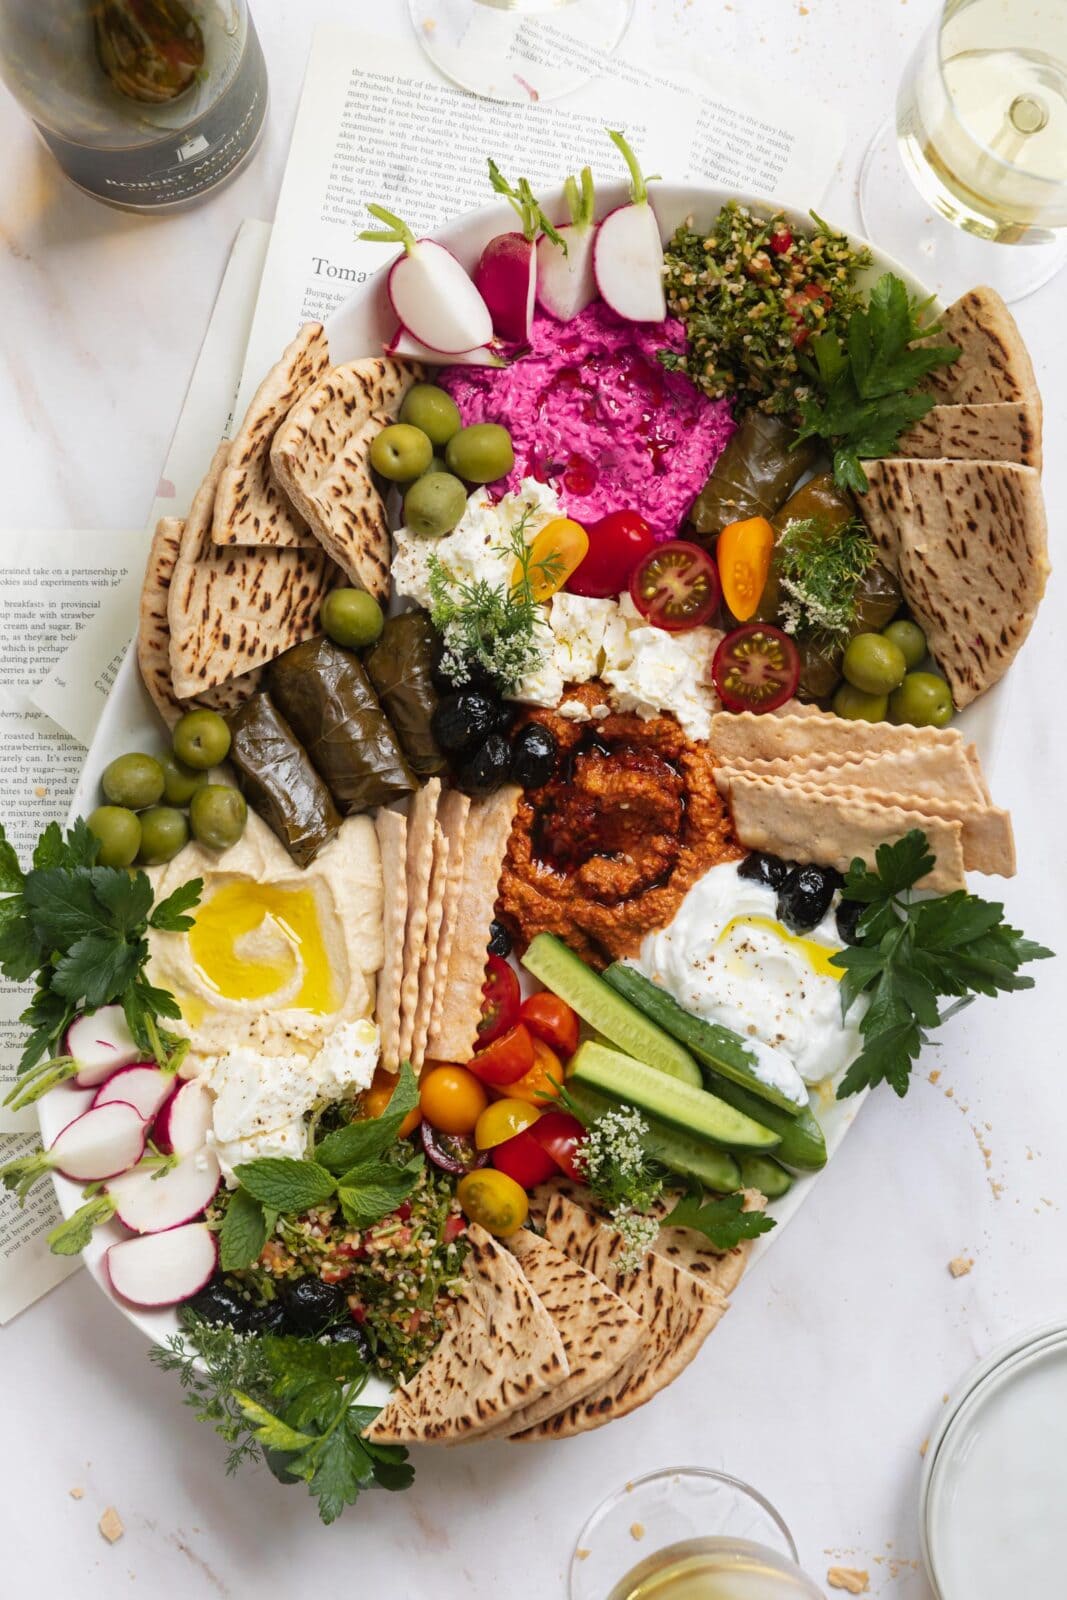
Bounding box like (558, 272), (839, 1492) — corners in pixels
(667, 1185), (776, 1251)
(0, 819), (200, 1103)
(832, 831), (1052, 1099)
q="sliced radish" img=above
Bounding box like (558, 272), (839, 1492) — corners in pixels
(106, 1223), (218, 1308)
(475, 233), (537, 343)
(594, 132), (666, 323)
(385, 326), (506, 368)
(66, 1006), (141, 1088)
(152, 1078), (213, 1157)
(361, 205), (492, 355)
(94, 1065), (174, 1122)
(107, 1151), (221, 1234)
(49, 1101), (146, 1182)
(537, 167), (598, 322)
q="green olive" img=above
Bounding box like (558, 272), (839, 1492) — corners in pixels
(370, 423), (433, 483)
(399, 384), (462, 449)
(424, 455), (450, 475)
(403, 471), (468, 538)
(101, 752), (165, 810)
(160, 751), (208, 807)
(190, 785), (247, 851)
(882, 618), (927, 671)
(321, 587), (384, 650)
(136, 806), (189, 866)
(444, 423), (514, 485)
(841, 632), (907, 696)
(88, 805), (142, 868)
(173, 708), (231, 770)
(888, 671), (954, 728)
(832, 684), (888, 722)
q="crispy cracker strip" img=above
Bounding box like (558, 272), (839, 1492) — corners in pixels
(398, 779), (441, 1066)
(710, 709), (965, 766)
(410, 822), (450, 1071)
(374, 809), (408, 1073)
(427, 790), (471, 1053)
(716, 743), (985, 805)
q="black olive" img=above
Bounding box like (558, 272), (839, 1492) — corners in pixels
(488, 919), (512, 958)
(430, 691), (501, 755)
(456, 733), (512, 798)
(325, 1322), (372, 1358)
(511, 722), (558, 789)
(283, 1277), (347, 1336)
(247, 1300), (288, 1336)
(737, 851), (792, 889)
(836, 898), (865, 946)
(776, 864), (841, 933)
(430, 637), (500, 698)
(185, 1278), (265, 1335)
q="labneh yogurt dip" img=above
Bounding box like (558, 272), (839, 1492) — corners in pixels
(440, 303), (735, 540)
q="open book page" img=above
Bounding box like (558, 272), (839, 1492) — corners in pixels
(32, 219), (272, 751)
(233, 23), (844, 421)
(0, 1130), (80, 1323)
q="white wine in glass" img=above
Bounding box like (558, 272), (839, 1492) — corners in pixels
(408, 0), (634, 103)
(608, 1537), (826, 1600)
(859, 0), (1067, 301)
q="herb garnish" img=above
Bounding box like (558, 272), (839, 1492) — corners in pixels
(832, 831), (1053, 1099)
(0, 818), (200, 1101)
(775, 516), (877, 646)
(667, 1185), (776, 1251)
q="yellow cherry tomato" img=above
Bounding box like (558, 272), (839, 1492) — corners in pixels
(505, 1036), (564, 1106)
(360, 1069), (422, 1138)
(513, 518), (589, 603)
(718, 516), (774, 622)
(418, 1064), (488, 1136)
(456, 1169), (529, 1237)
(474, 1097), (540, 1150)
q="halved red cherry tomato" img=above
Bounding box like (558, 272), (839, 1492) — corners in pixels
(491, 1127), (559, 1188)
(529, 1110), (587, 1182)
(477, 955), (521, 1047)
(519, 993), (579, 1059)
(467, 1022), (535, 1087)
(630, 540), (722, 632)
(567, 510), (656, 598)
(712, 623), (800, 713)
(769, 228), (794, 255)
(505, 1036), (565, 1106)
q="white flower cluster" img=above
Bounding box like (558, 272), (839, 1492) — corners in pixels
(612, 1209), (660, 1275)
(580, 1105), (650, 1185)
(777, 573), (853, 639)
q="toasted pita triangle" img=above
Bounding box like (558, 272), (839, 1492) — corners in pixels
(374, 808), (408, 1074)
(652, 1188), (765, 1300)
(212, 324), (330, 548)
(920, 287), (1041, 415)
(896, 401), (1041, 469)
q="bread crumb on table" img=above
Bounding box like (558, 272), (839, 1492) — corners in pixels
(827, 1568), (869, 1594)
(69, 1487), (84, 1500)
(630, 1522), (645, 1541)
(99, 1507), (124, 1544)
(949, 1255), (974, 1277)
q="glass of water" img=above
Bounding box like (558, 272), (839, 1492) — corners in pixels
(408, 0), (634, 103)
(858, 0), (1067, 302)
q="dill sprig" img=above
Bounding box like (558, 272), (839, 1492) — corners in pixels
(151, 1317), (274, 1476)
(775, 516), (877, 647)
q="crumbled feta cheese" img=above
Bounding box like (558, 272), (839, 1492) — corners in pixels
(211, 1121), (307, 1185)
(392, 477), (563, 610)
(313, 1017), (379, 1098)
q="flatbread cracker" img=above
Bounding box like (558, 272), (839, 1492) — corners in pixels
(787, 782), (1014, 876)
(398, 779), (441, 1067)
(716, 744), (985, 805)
(362, 1224), (568, 1446)
(168, 440), (336, 699)
(374, 808), (408, 1074)
(271, 358), (423, 601)
(710, 709), (965, 767)
(895, 401), (1041, 469)
(919, 287), (1041, 413)
(426, 791), (471, 1052)
(426, 786), (521, 1064)
(410, 821), (450, 1070)
(212, 323), (330, 548)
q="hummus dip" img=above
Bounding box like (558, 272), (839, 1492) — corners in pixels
(146, 808), (383, 1069)
(440, 303), (735, 541)
(497, 686), (742, 964)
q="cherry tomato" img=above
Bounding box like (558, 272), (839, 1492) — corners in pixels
(360, 1069), (421, 1138)
(491, 1127), (559, 1188)
(529, 1109), (587, 1182)
(717, 516), (774, 623)
(519, 993), (580, 1059)
(418, 1065), (488, 1136)
(712, 623), (801, 713)
(468, 1021), (535, 1087)
(567, 510), (656, 598)
(506, 1035), (565, 1107)
(474, 1097), (540, 1150)
(769, 228), (794, 255)
(514, 518), (589, 602)
(630, 540), (722, 632)
(784, 282), (833, 346)
(456, 1168), (529, 1236)
(477, 955), (521, 1047)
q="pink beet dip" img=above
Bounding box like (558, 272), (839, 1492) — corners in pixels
(439, 303), (735, 541)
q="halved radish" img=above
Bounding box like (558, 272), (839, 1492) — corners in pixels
(474, 160), (565, 342)
(537, 167), (598, 322)
(385, 325), (506, 368)
(94, 1065), (174, 1122)
(106, 1223), (217, 1308)
(361, 205), (492, 355)
(107, 1150), (221, 1235)
(1, 1100), (147, 1203)
(594, 131), (666, 323)
(66, 1006), (141, 1088)
(152, 1078), (213, 1157)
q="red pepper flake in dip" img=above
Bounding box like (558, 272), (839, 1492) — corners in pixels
(439, 303), (735, 541)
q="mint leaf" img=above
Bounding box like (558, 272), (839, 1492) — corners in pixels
(150, 878), (203, 932)
(234, 1158), (336, 1214)
(315, 1062), (419, 1173)
(336, 1160), (420, 1228)
(667, 1187), (776, 1250)
(220, 1187), (270, 1270)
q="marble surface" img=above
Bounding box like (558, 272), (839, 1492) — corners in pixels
(1, 2), (1065, 1596)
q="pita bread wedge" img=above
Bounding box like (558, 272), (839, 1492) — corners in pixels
(426, 790), (471, 1050)
(362, 1223), (568, 1446)
(213, 324), (330, 549)
(410, 821), (450, 1070)
(859, 458), (1050, 708)
(895, 401), (1041, 469)
(271, 358), (423, 601)
(514, 1194), (726, 1439)
(374, 808), (408, 1074)
(426, 786), (521, 1064)
(168, 440), (336, 699)
(919, 287), (1041, 414)
(398, 779), (441, 1068)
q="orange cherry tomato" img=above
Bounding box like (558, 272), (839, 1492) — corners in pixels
(418, 1065), (489, 1136)
(474, 1098), (540, 1151)
(717, 516), (775, 623)
(456, 1169), (528, 1236)
(519, 993), (580, 1059)
(513, 518), (589, 602)
(505, 1036), (564, 1107)
(360, 1069), (422, 1138)
(468, 1022), (536, 1087)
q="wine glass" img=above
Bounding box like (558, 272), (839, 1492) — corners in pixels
(408, 0), (634, 103)
(569, 1468), (825, 1600)
(858, 0), (1067, 303)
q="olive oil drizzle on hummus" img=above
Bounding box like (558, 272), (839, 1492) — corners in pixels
(188, 882), (339, 1014)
